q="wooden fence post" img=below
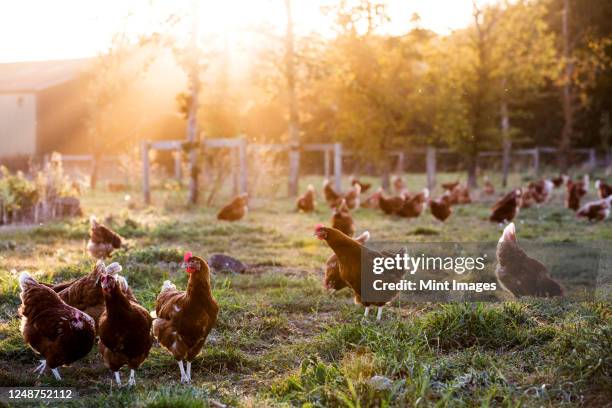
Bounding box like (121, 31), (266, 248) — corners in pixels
(231, 147), (239, 195)
(588, 148), (596, 169)
(334, 143), (342, 193)
(173, 151), (182, 181)
(396, 152), (405, 174)
(324, 149), (331, 179)
(142, 141), (151, 205)
(239, 138), (248, 194)
(533, 148), (540, 176)
(426, 146), (436, 192)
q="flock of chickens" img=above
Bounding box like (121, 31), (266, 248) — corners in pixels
(18, 218), (217, 386)
(16, 173), (610, 387)
(296, 174), (612, 236)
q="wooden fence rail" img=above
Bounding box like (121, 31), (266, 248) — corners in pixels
(141, 139), (603, 204)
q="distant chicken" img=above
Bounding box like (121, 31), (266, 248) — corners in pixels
(519, 188), (535, 209)
(566, 176), (588, 211)
(595, 180), (612, 199)
(19, 272), (96, 380)
(343, 183), (361, 210)
(361, 192), (380, 209)
(350, 176), (372, 193)
(296, 185), (316, 212)
(490, 189), (522, 223)
(153, 253), (218, 383)
(88, 216), (124, 259)
(392, 175), (407, 194)
(443, 183), (471, 205)
(397, 189), (429, 218)
(376, 188), (404, 215)
(315, 225), (405, 320)
(323, 179), (342, 208)
(483, 176), (495, 195)
(551, 174), (569, 188)
(441, 181), (460, 192)
(496, 223), (564, 298)
(331, 199), (356, 237)
(429, 193), (453, 222)
(527, 179), (554, 204)
(98, 272), (153, 387)
(45, 261), (134, 328)
(217, 193), (248, 221)
(324, 231), (370, 293)
(576, 196), (612, 222)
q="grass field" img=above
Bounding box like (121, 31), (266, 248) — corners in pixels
(0, 174), (610, 407)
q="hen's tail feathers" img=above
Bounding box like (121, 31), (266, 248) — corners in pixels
(19, 272), (37, 292)
(355, 231), (371, 244)
(161, 280), (176, 292)
(105, 262), (123, 275)
(89, 215), (98, 228)
(116, 275), (129, 292)
(499, 222), (517, 243)
(595, 179), (601, 190)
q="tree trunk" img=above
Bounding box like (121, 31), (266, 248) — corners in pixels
(187, 1), (200, 205)
(90, 155), (99, 190)
(500, 97), (511, 187)
(285, 0), (300, 197)
(467, 153), (478, 189)
(559, 0), (573, 172)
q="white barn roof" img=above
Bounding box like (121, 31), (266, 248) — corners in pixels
(0, 58), (92, 93)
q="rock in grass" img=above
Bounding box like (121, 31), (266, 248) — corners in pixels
(209, 254), (247, 274)
(368, 375), (393, 391)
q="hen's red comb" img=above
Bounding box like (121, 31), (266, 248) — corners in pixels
(184, 251), (193, 262)
(315, 224), (324, 232)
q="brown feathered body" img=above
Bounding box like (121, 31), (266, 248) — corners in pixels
(98, 275), (153, 373)
(323, 180), (342, 207)
(88, 216), (123, 259)
(377, 190), (404, 215)
(576, 197), (612, 222)
(153, 256), (218, 363)
(19, 273), (95, 370)
(430, 194), (453, 222)
(297, 185), (316, 212)
(331, 200), (356, 237)
(483, 179), (495, 195)
(43, 262), (135, 328)
(527, 179), (554, 204)
(397, 189), (428, 218)
(316, 227), (403, 307)
(324, 231), (370, 291)
(392, 176), (407, 194)
(566, 181), (587, 211)
(343, 184), (361, 210)
(596, 180), (612, 199)
(496, 224), (564, 298)
(441, 181), (460, 192)
(361, 192), (380, 209)
(350, 178), (371, 193)
(451, 184), (472, 204)
(217, 194), (248, 221)
(490, 189), (522, 223)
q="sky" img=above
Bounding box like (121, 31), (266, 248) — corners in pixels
(0, 0), (496, 63)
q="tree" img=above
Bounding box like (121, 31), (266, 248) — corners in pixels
(84, 33), (156, 190)
(285, 0), (300, 197)
(494, 0), (557, 185)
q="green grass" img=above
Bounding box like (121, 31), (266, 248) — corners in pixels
(0, 172), (610, 407)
